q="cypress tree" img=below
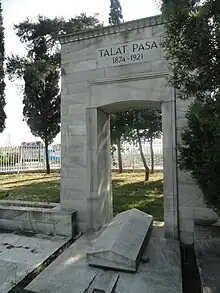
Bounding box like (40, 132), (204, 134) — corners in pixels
(109, 0), (123, 25)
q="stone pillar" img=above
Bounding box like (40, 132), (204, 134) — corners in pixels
(60, 78), (89, 231)
(86, 108), (113, 230)
(162, 95), (179, 240)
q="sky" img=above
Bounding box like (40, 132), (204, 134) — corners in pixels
(1, 0), (160, 146)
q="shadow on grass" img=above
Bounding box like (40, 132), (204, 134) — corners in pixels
(2, 176), (54, 186)
(0, 179), (60, 203)
(0, 176), (164, 221)
(112, 179), (164, 221)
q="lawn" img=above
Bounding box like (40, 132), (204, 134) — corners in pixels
(0, 171), (164, 221)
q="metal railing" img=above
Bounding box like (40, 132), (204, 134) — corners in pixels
(0, 143), (163, 173)
(111, 143), (163, 170)
(0, 145), (60, 173)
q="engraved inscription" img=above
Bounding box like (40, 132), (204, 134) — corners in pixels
(97, 37), (161, 68)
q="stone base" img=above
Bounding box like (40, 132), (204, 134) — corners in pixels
(0, 200), (77, 237)
(87, 208), (153, 272)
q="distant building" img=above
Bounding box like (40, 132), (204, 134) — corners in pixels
(20, 141), (60, 162)
(20, 141), (45, 162)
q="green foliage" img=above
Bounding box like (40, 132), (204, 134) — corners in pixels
(23, 58), (61, 144)
(109, 0), (124, 25)
(110, 112), (128, 173)
(7, 13), (101, 80)
(6, 13), (101, 173)
(14, 13), (101, 55)
(161, 0), (220, 102)
(179, 99), (220, 215)
(0, 0), (6, 133)
(124, 109), (162, 145)
(125, 109), (162, 180)
(6, 55), (27, 81)
(110, 112), (128, 145)
(162, 0), (220, 214)
(128, 109), (162, 141)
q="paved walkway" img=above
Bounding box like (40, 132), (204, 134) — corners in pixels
(26, 224), (182, 293)
(0, 231), (69, 293)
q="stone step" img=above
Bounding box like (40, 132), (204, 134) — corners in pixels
(87, 208), (153, 272)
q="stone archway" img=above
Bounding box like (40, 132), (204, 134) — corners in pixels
(85, 74), (178, 239)
(59, 15), (210, 244)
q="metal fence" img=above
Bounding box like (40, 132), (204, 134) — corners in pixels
(0, 143), (163, 173)
(0, 144), (60, 173)
(111, 144), (163, 170)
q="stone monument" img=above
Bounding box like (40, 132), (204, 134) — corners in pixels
(59, 15), (217, 244)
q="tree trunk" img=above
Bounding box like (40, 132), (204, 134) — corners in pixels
(45, 139), (50, 174)
(38, 147), (41, 163)
(136, 128), (150, 181)
(116, 137), (123, 174)
(149, 137), (154, 174)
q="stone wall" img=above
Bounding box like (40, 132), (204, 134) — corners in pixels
(0, 200), (77, 237)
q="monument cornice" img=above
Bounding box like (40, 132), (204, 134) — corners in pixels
(89, 71), (168, 86)
(59, 14), (163, 44)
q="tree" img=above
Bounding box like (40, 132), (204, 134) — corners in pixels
(139, 109), (162, 174)
(161, 0), (220, 215)
(109, 0), (124, 25)
(14, 13), (101, 55)
(0, 0), (6, 133)
(161, 0), (220, 102)
(125, 109), (162, 181)
(110, 112), (127, 173)
(7, 14), (101, 173)
(179, 99), (220, 215)
(7, 35), (60, 174)
(23, 58), (60, 174)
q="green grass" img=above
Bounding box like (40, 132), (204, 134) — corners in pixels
(0, 173), (60, 203)
(112, 172), (163, 221)
(0, 171), (164, 221)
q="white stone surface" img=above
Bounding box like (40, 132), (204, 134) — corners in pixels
(87, 209), (153, 272)
(89, 76), (170, 109)
(26, 224), (182, 293)
(0, 232), (69, 293)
